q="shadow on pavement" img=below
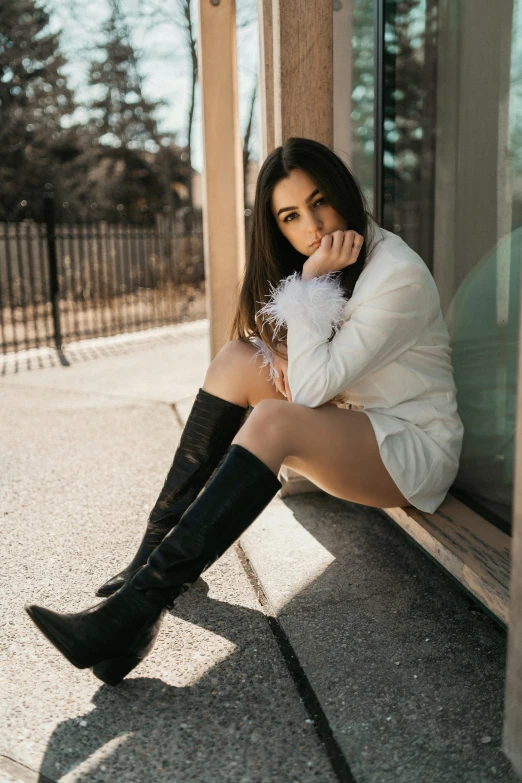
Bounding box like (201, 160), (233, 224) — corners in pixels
(36, 577), (330, 783)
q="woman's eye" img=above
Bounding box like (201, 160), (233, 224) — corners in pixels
(283, 198), (326, 223)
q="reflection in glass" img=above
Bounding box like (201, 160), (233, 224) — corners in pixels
(382, 0), (438, 269)
(384, 0), (522, 531)
(446, 230), (520, 530)
(351, 0), (376, 205)
(334, 0), (375, 206)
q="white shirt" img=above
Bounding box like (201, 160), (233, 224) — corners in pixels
(251, 223), (464, 513)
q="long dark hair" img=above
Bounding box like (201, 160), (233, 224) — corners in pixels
(228, 137), (381, 358)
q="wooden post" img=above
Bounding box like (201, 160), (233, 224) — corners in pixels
(272, 0), (334, 147)
(197, 0), (246, 359)
(268, 0), (333, 495)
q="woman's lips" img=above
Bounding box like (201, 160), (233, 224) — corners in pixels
(310, 239), (322, 247)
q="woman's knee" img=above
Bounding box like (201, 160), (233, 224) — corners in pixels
(205, 339), (256, 379)
(242, 399), (294, 441)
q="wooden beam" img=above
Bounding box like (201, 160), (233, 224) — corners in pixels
(279, 465), (322, 498)
(381, 498), (510, 627)
(272, 0), (334, 147)
(197, 0), (245, 359)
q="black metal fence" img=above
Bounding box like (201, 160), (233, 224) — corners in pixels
(0, 193), (206, 354)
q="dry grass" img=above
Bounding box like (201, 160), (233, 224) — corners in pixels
(0, 281), (207, 353)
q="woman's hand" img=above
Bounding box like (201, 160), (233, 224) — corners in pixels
(273, 341), (292, 401)
(302, 229), (364, 279)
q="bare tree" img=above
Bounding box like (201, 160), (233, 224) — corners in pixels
(236, 0), (259, 209)
(242, 78), (258, 205)
(136, 0), (258, 211)
(177, 0), (197, 219)
(52, 0), (259, 221)
(132, 0), (197, 227)
(169, 0), (199, 230)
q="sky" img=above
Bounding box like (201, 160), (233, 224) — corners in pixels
(48, 0), (260, 172)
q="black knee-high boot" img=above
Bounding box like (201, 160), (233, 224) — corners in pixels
(25, 444), (282, 686)
(96, 388), (249, 597)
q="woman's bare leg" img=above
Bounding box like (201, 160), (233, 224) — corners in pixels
(202, 340), (410, 508)
(232, 399), (412, 509)
(202, 339), (288, 408)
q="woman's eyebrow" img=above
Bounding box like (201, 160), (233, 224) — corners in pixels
(276, 188), (320, 218)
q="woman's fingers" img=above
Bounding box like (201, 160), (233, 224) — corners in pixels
(331, 230), (344, 253)
(283, 360), (292, 401)
(273, 358), (290, 399)
(318, 230), (364, 271)
(271, 351), (292, 401)
(348, 231), (364, 264)
(283, 368), (292, 401)
(274, 371), (285, 396)
(272, 358), (286, 396)
(338, 230), (363, 267)
(276, 340), (288, 358)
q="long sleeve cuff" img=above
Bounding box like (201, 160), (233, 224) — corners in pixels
(257, 271), (347, 340)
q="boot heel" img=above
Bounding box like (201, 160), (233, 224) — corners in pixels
(92, 654), (142, 686)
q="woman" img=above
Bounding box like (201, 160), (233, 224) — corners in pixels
(25, 137), (464, 685)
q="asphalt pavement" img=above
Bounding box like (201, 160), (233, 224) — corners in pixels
(0, 321), (518, 783)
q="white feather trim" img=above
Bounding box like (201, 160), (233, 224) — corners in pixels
(257, 271), (347, 339)
(249, 336), (279, 386)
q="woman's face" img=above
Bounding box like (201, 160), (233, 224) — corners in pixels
(270, 168), (348, 257)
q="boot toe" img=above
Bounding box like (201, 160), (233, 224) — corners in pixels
(95, 574), (126, 598)
(25, 604), (90, 669)
(26, 586), (166, 678)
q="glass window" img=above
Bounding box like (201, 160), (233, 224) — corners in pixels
(333, 0), (376, 206)
(381, 0), (522, 532)
(382, 0), (438, 269)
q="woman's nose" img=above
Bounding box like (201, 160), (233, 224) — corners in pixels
(304, 211), (323, 231)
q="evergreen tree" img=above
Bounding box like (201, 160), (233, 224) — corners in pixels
(60, 0), (191, 223)
(61, 141), (190, 223)
(0, 0), (76, 218)
(87, 0), (164, 150)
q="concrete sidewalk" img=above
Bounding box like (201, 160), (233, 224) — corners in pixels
(0, 322), (519, 783)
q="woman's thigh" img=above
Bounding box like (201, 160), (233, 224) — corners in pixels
(204, 344), (411, 508)
(260, 400), (411, 509)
